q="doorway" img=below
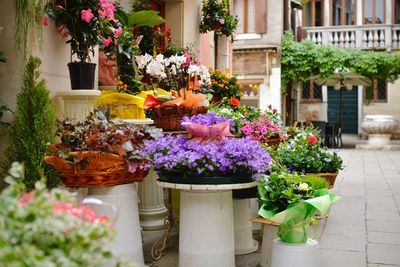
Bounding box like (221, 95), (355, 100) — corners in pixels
(327, 86), (358, 133)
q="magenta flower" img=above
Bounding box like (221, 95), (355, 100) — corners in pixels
(103, 36), (112, 47)
(113, 27), (122, 38)
(42, 16), (49, 26)
(81, 8), (94, 23)
(219, 18), (225, 24)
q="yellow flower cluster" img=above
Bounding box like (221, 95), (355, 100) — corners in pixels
(117, 80), (128, 92)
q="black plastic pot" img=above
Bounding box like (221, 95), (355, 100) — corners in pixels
(158, 171), (252, 185)
(67, 62), (96, 90)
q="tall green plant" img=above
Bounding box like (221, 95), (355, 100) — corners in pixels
(15, 0), (48, 57)
(2, 56), (60, 189)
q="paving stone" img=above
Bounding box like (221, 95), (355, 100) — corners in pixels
(366, 210), (400, 221)
(367, 197), (398, 211)
(368, 243), (400, 265)
(367, 219), (400, 233)
(367, 189), (393, 197)
(327, 210), (366, 226)
(368, 264), (400, 267)
(319, 249), (366, 267)
(320, 233), (365, 252)
(334, 196), (366, 213)
(323, 223), (366, 237)
(368, 231), (400, 245)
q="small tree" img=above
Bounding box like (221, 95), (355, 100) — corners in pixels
(2, 56), (60, 189)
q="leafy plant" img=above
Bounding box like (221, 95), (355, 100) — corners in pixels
(0, 162), (134, 267)
(2, 56), (60, 189)
(206, 70), (241, 100)
(199, 0), (238, 40)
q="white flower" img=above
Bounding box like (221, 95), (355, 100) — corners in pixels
(298, 182), (309, 191)
(171, 64), (177, 75)
(146, 60), (166, 79)
(135, 54), (153, 69)
(188, 64), (200, 76)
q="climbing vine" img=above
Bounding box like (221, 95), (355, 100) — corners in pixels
(281, 31), (400, 88)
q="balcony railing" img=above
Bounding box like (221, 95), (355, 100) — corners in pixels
(303, 24), (400, 51)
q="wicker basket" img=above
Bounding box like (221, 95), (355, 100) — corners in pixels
(45, 151), (149, 188)
(152, 104), (208, 132)
(262, 138), (281, 149)
(313, 172), (338, 189)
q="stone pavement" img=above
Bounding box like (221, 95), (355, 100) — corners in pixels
(150, 149), (400, 267)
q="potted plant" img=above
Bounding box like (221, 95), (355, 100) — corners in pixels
(199, 0), (238, 40)
(45, 111), (161, 188)
(276, 131), (344, 187)
(0, 162), (134, 266)
(206, 70), (241, 104)
(143, 113), (272, 183)
(47, 0), (120, 89)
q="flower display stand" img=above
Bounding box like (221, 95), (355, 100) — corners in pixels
(157, 180), (257, 267)
(55, 90), (101, 121)
(88, 183), (147, 267)
(233, 198), (259, 255)
(270, 238), (319, 267)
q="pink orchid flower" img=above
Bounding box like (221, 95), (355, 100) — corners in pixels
(113, 27), (122, 38)
(219, 18), (225, 24)
(81, 8), (94, 23)
(103, 36), (112, 47)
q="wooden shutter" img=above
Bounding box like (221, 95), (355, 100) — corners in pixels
(255, 0), (267, 33)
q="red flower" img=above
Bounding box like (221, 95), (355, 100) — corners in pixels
(18, 191), (34, 206)
(230, 98), (240, 107)
(273, 108), (277, 113)
(308, 135), (318, 145)
(268, 104), (272, 109)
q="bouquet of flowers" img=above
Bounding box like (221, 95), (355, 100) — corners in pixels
(206, 70), (241, 102)
(46, 111), (161, 187)
(199, 0), (238, 39)
(0, 162), (133, 266)
(143, 113), (272, 180)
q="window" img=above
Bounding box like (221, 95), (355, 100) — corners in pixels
(234, 0), (266, 34)
(303, 0), (324, 27)
(332, 0), (356, 25)
(302, 80), (323, 101)
(394, 0), (400, 24)
(363, 0), (385, 24)
(365, 79), (387, 102)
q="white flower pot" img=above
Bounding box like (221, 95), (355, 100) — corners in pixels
(233, 198), (258, 255)
(271, 238), (319, 267)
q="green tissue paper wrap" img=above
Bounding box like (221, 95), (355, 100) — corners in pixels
(258, 189), (340, 243)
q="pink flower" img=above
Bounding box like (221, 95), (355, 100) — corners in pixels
(103, 36), (112, 47)
(42, 16), (48, 26)
(81, 8), (94, 23)
(18, 191), (34, 206)
(113, 27), (122, 38)
(219, 18), (225, 25)
(308, 135), (318, 145)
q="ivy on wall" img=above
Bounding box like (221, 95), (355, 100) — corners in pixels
(281, 31), (400, 88)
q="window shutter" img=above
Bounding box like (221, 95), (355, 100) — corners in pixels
(255, 0), (267, 33)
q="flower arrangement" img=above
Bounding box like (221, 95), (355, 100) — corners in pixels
(199, 0), (238, 39)
(181, 112), (231, 126)
(257, 171), (339, 243)
(143, 134), (272, 180)
(240, 114), (282, 142)
(0, 162), (133, 266)
(207, 70), (242, 101)
(276, 132), (344, 174)
(48, 0), (121, 62)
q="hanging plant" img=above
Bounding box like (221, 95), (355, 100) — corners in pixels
(199, 0), (238, 40)
(15, 0), (48, 58)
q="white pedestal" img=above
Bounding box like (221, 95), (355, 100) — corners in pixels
(260, 224), (279, 267)
(271, 238), (319, 267)
(233, 198), (258, 255)
(158, 181), (257, 267)
(138, 170), (168, 231)
(55, 90), (101, 121)
(88, 184), (146, 267)
(367, 134), (391, 145)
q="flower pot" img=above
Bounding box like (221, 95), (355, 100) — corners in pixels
(68, 62), (97, 90)
(271, 238), (319, 267)
(158, 171), (252, 185)
(312, 172), (338, 189)
(214, 25), (222, 33)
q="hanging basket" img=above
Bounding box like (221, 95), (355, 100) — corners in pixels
(312, 172), (338, 189)
(45, 151), (149, 188)
(152, 104), (208, 132)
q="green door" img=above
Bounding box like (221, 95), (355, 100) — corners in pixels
(327, 87), (358, 134)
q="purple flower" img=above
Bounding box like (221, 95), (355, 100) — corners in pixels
(182, 112), (232, 126)
(143, 134), (272, 179)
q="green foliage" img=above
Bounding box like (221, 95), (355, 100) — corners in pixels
(285, 174), (329, 190)
(0, 162), (134, 267)
(0, 50), (6, 63)
(128, 10), (165, 28)
(257, 172), (318, 215)
(199, 0), (238, 39)
(281, 31), (400, 87)
(206, 70), (242, 99)
(2, 56), (60, 189)
(15, 0), (47, 57)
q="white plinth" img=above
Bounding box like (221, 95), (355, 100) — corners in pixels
(158, 181), (256, 267)
(55, 90), (101, 121)
(233, 198), (258, 255)
(88, 184), (146, 267)
(367, 134), (391, 145)
(260, 224), (279, 267)
(271, 238), (319, 267)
